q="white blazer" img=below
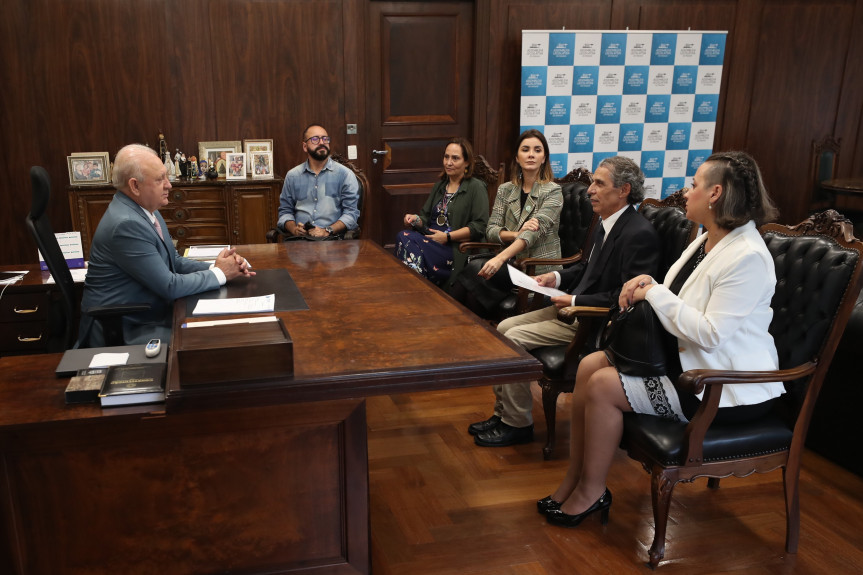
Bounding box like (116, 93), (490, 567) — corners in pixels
(645, 220), (784, 407)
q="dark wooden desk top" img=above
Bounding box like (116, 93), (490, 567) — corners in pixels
(166, 240), (542, 409)
(0, 240), (542, 424)
(0, 262), (57, 288)
(821, 178), (863, 194)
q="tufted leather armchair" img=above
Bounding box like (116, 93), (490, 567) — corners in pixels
(621, 210), (863, 568)
(458, 168), (597, 320)
(535, 189), (698, 459)
(265, 154), (368, 242)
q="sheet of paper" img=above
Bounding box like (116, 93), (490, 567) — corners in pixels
(46, 268), (87, 283)
(0, 270), (27, 284)
(507, 264), (567, 298)
(89, 352), (130, 368)
(186, 245), (230, 258)
(182, 316), (278, 328)
(192, 294), (275, 316)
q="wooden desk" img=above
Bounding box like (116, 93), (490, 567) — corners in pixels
(0, 241), (541, 574)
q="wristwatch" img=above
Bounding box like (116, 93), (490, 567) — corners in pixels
(325, 226), (334, 236)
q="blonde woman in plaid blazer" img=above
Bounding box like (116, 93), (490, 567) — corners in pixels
(453, 129), (563, 316)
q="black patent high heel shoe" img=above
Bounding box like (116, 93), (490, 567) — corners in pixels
(536, 495), (562, 515)
(546, 488), (612, 528)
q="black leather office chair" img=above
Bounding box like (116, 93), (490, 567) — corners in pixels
(26, 166), (147, 349)
(621, 210), (863, 568)
(266, 154), (368, 242)
(535, 189), (698, 459)
(458, 168), (597, 320)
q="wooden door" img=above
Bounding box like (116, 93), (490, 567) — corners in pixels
(365, 1), (475, 247)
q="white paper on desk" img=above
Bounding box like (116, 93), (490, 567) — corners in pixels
(47, 268), (87, 284)
(186, 245), (230, 258)
(192, 294), (275, 316)
(0, 270), (27, 284)
(507, 264), (567, 298)
(89, 352), (129, 368)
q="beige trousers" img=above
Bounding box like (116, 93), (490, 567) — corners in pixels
(493, 306), (579, 427)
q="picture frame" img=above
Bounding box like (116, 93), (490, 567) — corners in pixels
(226, 153), (247, 180)
(251, 151), (274, 180)
(198, 140), (241, 178)
(67, 152), (110, 185)
(243, 139), (274, 174)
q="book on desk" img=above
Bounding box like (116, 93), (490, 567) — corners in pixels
(98, 363), (166, 407)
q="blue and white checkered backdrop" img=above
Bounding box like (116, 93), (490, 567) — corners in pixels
(520, 30), (727, 199)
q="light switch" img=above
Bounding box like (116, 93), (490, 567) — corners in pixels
(348, 145), (358, 160)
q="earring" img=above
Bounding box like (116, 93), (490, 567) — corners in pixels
(708, 202), (713, 210)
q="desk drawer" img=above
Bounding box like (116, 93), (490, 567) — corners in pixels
(0, 322), (49, 352)
(0, 292), (49, 322)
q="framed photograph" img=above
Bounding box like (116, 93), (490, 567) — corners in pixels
(244, 139), (274, 174)
(226, 153), (247, 180)
(198, 140), (241, 178)
(251, 152), (274, 180)
(67, 152), (110, 185)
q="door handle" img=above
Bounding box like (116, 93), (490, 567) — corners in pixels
(372, 149), (389, 164)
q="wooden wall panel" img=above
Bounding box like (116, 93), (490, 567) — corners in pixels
(2, 0), (863, 264)
(741, 0), (855, 222)
(0, 0), (349, 266)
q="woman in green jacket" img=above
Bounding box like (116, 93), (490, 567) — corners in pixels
(396, 138), (489, 290)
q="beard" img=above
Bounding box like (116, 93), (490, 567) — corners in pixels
(309, 146), (330, 161)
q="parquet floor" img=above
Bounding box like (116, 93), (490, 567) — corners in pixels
(367, 383), (863, 574)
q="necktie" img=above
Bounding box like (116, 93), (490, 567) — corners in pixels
(573, 222), (605, 296)
(153, 217), (164, 241)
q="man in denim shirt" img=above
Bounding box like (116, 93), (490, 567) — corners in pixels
(277, 124), (360, 239)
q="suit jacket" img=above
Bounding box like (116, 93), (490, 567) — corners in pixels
(485, 180), (563, 274)
(559, 205), (660, 308)
(646, 220), (783, 407)
(78, 191), (219, 347)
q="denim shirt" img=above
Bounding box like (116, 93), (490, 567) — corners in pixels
(277, 157), (360, 231)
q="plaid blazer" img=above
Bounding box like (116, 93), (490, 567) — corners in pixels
(485, 180), (563, 273)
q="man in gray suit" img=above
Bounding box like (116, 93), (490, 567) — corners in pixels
(78, 144), (254, 347)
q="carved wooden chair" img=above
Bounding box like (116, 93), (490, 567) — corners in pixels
(809, 136), (841, 211)
(621, 210), (863, 568)
(535, 189), (698, 459)
(458, 168), (597, 319)
(266, 153), (369, 242)
(473, 154), (506, 214)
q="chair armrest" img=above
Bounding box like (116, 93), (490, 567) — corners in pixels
(458, 241), (502, 254)
(676, 362), (818, 396)
(557, 305), (610, 325)
(85, 303), (151, 317)
(520, 252), (584, 275)
(677, 361), (817, 466)
(265, 227), (283, 243)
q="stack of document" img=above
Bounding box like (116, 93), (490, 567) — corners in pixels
(184, 245), (230, 260)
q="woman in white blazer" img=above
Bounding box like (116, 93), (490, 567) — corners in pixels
(539, 151), (782, 529)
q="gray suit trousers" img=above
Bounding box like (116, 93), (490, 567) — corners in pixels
(494, 306), (579, 427)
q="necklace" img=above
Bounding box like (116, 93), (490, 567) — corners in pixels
(694, 242), (707, 267)
(437, 183), (458, 226)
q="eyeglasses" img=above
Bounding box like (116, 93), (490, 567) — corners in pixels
(305, 136), (331, 145)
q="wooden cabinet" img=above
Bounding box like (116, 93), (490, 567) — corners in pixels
(68, 177), (283, 258)
(0, 265), (78, 356)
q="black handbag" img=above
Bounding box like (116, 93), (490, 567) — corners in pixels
(599, 300), (668, 377)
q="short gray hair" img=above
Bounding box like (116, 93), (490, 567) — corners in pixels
(598, 156), (645, 204)
(112, 144), (158, 191)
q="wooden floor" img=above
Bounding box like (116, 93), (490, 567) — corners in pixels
(367, 383), (863, 574)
